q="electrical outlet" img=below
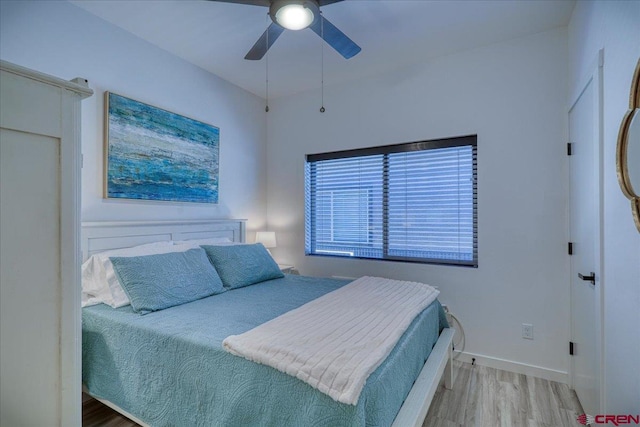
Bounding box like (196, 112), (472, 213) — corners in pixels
(522, 323), (534, 340)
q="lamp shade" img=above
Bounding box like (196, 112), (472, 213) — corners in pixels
(255, 231), (277, 249)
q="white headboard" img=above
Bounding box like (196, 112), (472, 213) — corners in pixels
(81, 219), (246, 261)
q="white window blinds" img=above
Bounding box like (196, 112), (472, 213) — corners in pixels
(305, 135), (477, 266)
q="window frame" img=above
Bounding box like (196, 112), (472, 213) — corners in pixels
(305, 134), (478, 267)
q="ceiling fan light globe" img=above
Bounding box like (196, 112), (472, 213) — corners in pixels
(273, 3), (315, 31)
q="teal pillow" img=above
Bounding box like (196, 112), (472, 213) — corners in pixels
(201, 244), (284, 289)
(110, 248), (225, 314)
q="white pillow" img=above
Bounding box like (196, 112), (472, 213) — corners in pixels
(81, 241), (197, 308)
(82, 255), (113, 307)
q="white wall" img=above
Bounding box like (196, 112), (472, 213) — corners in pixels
(0, 0), (267, 231)
(568, 1), (640, 414)
(5, 0), (635, 403)
(267, 28), (570, 378)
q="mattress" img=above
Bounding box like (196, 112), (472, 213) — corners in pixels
(82, 274), (447, 427)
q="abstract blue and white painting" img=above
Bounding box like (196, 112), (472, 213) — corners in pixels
(105, 92), (219, 203)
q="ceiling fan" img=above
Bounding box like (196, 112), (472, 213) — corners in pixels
(209, 0), (361, 60)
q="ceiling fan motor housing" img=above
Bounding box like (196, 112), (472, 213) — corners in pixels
(215, 0), (360, 60)
(270, 0), (320, 30)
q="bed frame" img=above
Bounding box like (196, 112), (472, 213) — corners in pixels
(81, 219), (453, 427)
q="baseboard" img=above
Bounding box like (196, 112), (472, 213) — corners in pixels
(455, 351), (569, 384)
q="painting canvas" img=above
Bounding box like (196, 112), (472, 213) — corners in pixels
(105, 92), (219, 203)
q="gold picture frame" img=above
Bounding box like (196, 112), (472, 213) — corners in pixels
(616, 58), (640, 232)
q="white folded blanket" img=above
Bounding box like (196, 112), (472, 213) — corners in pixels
(222, 276), (439, 405)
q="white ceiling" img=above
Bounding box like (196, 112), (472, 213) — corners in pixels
(70, 0), (575, 99)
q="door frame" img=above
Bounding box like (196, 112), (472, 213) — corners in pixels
(567, 48), (604, 413)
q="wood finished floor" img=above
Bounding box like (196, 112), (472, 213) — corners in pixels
(82, 361), (584, 427)
(82, 393), (138, 427)
(423, 361), (584, 427)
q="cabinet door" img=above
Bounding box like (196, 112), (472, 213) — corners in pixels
(0, 68), (84, 427)
(1, 128), (62, 424)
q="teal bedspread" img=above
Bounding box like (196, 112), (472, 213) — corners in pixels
(83, 275), (447, 427)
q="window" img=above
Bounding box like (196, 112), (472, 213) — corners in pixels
(305, 135), (477, 267)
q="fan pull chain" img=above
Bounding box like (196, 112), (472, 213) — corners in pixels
(320, 13), (325, 113)
(265, 13), (270, 113)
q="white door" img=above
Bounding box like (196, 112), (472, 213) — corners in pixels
(568, 72), (601, 416)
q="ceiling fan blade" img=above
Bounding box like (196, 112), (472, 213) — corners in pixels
(206, 0), (270, 6)
(310, 15), (361, 59)
(245, 23), (285, 60)
(318, 0), (344, 6)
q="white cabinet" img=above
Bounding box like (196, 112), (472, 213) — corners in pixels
(0, 60), (92, 426)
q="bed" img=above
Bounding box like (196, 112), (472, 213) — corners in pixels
(81, 220), (453, 427)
